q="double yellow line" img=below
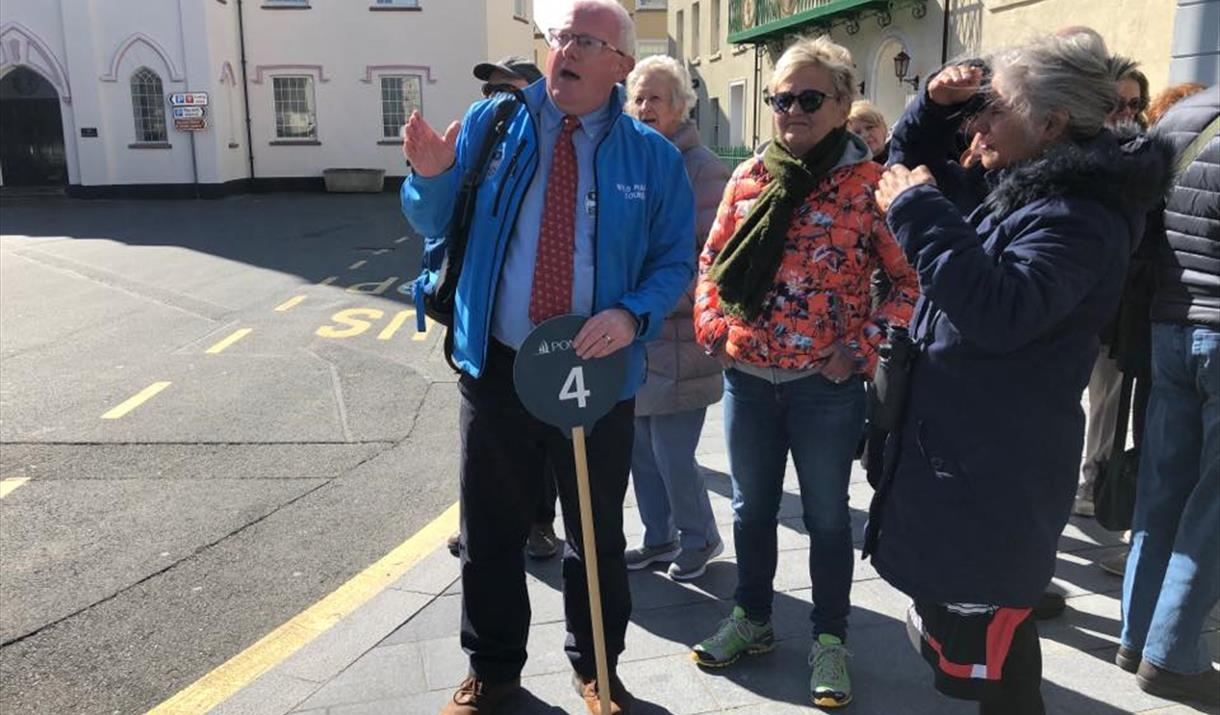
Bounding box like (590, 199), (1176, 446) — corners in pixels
(146, 502), (459, 715)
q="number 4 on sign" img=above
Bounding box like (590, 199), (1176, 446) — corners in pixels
(559, 366), (591, 409)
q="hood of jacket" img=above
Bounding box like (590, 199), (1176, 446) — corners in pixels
(985, 129), (1176, 247)
(752, 129), (875, 173)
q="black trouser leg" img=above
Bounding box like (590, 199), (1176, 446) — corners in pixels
(535, 457), (558, 526)
(458, 345), (549, 683)
(979, 618), (1046, 715)
(551, 399), (635, 679)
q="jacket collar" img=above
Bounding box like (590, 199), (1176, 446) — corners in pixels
(751, 129), (875, 172)
(521, 77), (626, 126)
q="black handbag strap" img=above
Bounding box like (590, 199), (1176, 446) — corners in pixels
(451, 97), (519, 238)
(1104, 370), (1136, 482)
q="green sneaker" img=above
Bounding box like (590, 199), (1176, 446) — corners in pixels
(691, 605), (775, 668)
(809, 633), (853, 708)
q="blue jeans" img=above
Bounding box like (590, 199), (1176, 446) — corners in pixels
(631, 408), (720, 550)
(1121, 323), (1220, 674)
(724, 368), (865, 640)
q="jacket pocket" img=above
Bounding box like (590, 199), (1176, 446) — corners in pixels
(914, 419), (974, 497)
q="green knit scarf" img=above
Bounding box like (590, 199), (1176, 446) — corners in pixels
(709, 126), (850, 323)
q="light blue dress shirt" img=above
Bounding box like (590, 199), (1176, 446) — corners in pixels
(490, 94), (613, 350)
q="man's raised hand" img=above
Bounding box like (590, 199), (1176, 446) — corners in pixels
(402, 110), (460, 178)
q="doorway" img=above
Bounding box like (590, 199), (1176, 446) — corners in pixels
(0, 66), (68, 187)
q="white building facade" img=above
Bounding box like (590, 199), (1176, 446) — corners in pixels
(0, 0), (534, 197)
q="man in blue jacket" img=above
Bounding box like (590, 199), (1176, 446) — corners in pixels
(401, 2), (694, 713)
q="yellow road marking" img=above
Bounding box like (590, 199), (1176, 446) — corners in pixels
(413, 316), (432, 342)
(145, 502), (460, 715)
(0, 478), (30, 499)
(274, 295), (306, 312)
(206, 328), (253, 355)
(348, 260), (366, 270)
(376, 310), (412, 341)
(101, 381), (172, 419)
(319, 276), (338, 286)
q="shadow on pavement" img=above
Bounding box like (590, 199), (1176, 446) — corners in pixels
(0, 193), (421, 307)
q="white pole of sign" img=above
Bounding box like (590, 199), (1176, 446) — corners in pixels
(571, 425), (611, 715)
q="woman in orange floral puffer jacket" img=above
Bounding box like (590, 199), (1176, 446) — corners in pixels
(689, 36), (918, 706)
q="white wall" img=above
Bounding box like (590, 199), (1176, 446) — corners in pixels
(0, 0), (515, 189)
(241, 0), (490, 179)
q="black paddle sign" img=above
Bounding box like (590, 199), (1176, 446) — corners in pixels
(512, 314), (628, 433)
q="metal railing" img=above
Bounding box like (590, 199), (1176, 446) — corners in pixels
(709, 145), (754, 171)
(728, 0), (840, 36)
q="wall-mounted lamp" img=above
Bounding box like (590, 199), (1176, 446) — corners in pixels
(893, 50), (920, 90)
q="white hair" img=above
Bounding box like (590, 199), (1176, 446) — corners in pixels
(770, 35), (857, 103)
(626, 55), (697, 115)
(989, 33), (1128, 139)
(567, 0), (637, 57)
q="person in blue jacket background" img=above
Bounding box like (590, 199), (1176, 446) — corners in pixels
(400, 2), (694, 713)
(867, 34), (1173, 715)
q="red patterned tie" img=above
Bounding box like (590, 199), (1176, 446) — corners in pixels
(529, 114), (581, 325)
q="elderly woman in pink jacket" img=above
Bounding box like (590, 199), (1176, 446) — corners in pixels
(623, 55), (731, 581)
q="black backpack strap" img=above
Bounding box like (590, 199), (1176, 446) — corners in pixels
(439, 96), (519, 373)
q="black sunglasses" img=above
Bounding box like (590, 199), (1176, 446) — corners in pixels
(765, 89), (830, 115)
(1118, 97), (1147, 113)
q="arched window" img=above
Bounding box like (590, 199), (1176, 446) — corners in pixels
(130, 67), (168, 143)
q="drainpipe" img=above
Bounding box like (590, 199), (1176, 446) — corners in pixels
(940, 0), (951, 64)
(237, 0), (256, 182)
(752, 43), (761, 147)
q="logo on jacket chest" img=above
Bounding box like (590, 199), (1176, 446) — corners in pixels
(616, 182), (647, 201)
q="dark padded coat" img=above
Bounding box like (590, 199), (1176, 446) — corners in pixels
(863, 91), (1175, 606)
(1149, 86), (1220, 329)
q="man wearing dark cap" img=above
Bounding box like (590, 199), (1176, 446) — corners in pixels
(440, 54), (560, 565)
(473, 55), (542, 97)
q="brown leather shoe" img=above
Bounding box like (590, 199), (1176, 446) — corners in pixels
(438, 676), (521, 715)
(572, 672), (634, 714)
(1136, 660), (1220, 706)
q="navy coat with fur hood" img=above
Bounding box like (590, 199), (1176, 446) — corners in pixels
(863, 91), (1174, 606)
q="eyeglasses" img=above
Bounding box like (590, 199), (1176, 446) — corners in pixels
(1118, 97), (1147, 113)
(546, 29), (626, 57)
(764, 89), (830, 115)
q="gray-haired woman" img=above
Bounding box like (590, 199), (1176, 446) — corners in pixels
(623, 55), (730, 581)
(866, 33), (1175, 714)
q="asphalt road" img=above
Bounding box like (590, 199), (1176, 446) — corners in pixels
(0, 192), (461, 715)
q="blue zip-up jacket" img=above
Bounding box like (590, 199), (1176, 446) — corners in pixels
(401, 81), (695, 399)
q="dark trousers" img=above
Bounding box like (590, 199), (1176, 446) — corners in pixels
(458, 340), (633, 683)
(978, 617), (1044, 715)
(535, 459), (557, 525)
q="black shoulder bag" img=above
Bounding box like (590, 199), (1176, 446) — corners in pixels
(425, 97), (518, 326)
(423, 97), (518, 370)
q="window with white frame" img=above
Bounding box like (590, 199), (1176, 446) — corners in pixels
(691, 2), (701, 57)
(380, 75), (422, 138)
(130, 67), (167, 143)
(273, 76), (316, 139)
(371, 0), (419, 7)
(676, 10), (684, 58)
(636, 0), (666, 8)
(636, 39), (669, 58)
(263, 0), (309, 6)
(513, 0), (526, 17)
(710, 0), (720, 54)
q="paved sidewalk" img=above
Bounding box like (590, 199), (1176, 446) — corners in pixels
(215, 401), (1220, 715)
